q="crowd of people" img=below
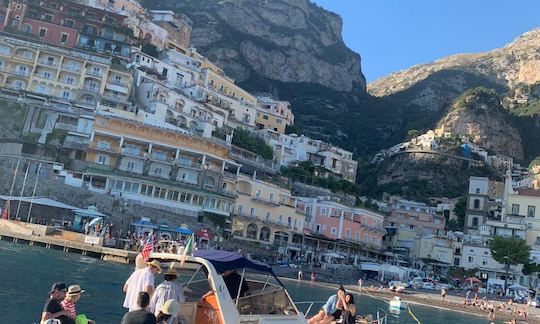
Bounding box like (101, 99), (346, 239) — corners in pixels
(462, 291), (528, 322)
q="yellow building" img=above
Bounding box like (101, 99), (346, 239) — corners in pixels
(0, 35), (132, 111)
(231, 175), (304, 250)
(201, 67), (257, 105)
(255, 97), (294, 134)
(84, 114), (240, 219)
(505, 188), (540, 247)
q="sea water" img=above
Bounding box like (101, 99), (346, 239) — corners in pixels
(0, 240), (492, 323)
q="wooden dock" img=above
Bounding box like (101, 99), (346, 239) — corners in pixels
(0, 219), (137, 264)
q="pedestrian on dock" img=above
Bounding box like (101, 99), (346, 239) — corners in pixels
(311, 272), (316, 282)
(441, 287), (447, 302)
(123, 260), (162, 311)
(41, 282), (75, 324)
(298, 269), (303, 281)
(357, 278), (362, 292)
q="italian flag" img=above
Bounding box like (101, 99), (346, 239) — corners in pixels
(180, 234), (195, 267)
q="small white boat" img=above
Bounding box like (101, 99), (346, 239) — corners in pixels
(389, 296), (406, 311)
(150, 250), (307, 323)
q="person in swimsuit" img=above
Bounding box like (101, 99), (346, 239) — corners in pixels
(307, 286), (345, 324)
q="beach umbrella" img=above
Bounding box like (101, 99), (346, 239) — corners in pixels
(465, 277), (481, 284)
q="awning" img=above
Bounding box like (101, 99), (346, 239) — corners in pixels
(194, 250), (278, 279)
(74, 207), (106, 218)
(131, 220), (158, 229)
(176, 227), (193, 235)
(0, 196), (79, 210)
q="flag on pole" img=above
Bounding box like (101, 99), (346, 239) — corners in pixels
(141, 233), (155, 262)
(180, 234), (194, 268)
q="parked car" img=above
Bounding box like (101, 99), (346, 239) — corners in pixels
(421, 282), (436, 290)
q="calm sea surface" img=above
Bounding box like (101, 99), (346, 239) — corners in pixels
(0, 240), (494, 323)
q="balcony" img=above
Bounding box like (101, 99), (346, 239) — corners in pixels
(83, 86), (99, 93)
(149, 152), (175, 163)
(121, 148), (146, 159)
(38, 59), (59, 67)
(89, 142), (120, 154)
(177, 159), (203, 170)
(86, 70), (103, 78)
(223, 171), (238, 180)
(62, 64), (81, 73)
(15, 70), (29, 77)
(55, 122), (78, 132)
(252, 196), (280, 206)
(221, 189), (238, 198)
(233, 211), (260, 221)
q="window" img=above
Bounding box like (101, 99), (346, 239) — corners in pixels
(276, 118), (282, 124)
(42, 71), (52, 79)
(66, 77), (74, 84)
(97, 155), (107, 165)
(346, 229), (351, 239)
(475, 188), (480, 194)
(36, 85), (49, 94)
(321, 208), (327, 216)
(13, 80), (24, 90)
(61, 91), (70, 99)
(453, 258), (460, 266)
(44, 14), (53, 23)
(127, 161), (135, 172)
(472, 217), (479, 226)
(528, 205), (536, 218)
(66, 19), (75, 28)
(22, 51), (32, 59)
(473, 199), (480, 209)
(114, 75), (122, 84)
(331, 227), (337, 235)
(22, 24), (32, 33)
(322, 224), (327, 230)
(0, 46), (10, 55)
(409, 225), (414, 230)
(60, 33), (68, 43)
(39, 28), (46, 38)
(512, 204), (520, 215)
(468, 256), (474, 263)
(262, 115), (269, 120)
(266, 212), (271, 222)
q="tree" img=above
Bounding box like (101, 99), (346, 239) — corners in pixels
(451, 196), (467, 231)
(407, 129), (421, 139)
(489, 236), (531, 290)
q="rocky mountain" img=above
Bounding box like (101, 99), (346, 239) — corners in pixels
(437, 88), (523, 159)
(368, 28), (540, 99)
(142, 0), (365, 92)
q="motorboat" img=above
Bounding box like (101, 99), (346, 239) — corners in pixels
(389, 296), (406, 311)
(149, 250), (307, 324)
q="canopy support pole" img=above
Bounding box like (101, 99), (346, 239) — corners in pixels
(186, 265), (201, 288)
(262, 274), (271, 292)
(235, 268), (246, 307)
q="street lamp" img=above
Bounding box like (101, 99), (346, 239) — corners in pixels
(503, 255), (510, 295)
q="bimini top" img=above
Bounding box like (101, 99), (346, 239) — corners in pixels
(194, 250), (276, 276)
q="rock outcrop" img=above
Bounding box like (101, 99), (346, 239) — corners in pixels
(369, 29), (540, 97)
(436, 88), (523, 159)
(142, 0), (365, 92)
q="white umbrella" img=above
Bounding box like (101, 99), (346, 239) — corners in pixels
(88, 217), (103, 227)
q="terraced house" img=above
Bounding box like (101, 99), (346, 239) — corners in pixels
(231, 174), (305, 258)
(0, 34), (132, 111)
(82, 114), (240, 223)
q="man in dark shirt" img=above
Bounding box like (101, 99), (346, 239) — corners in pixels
(223, 270), (250, 299)
(41, 282), (75, 324)
(121, 292), (156, 324)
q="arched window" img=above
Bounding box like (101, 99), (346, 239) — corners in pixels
(472, 217), (479, 227)
(475, 188), (480, 194)
(246, 223), (258, 239)
(474, 199), (480, 209)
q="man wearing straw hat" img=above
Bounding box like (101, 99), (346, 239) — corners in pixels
(123, 260), (162, 311)
(149, 267), (185, 317)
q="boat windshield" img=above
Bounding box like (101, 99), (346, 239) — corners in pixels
(236, 276), (298, 316)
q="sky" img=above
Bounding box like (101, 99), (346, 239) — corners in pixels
(312, 0), (540, 82)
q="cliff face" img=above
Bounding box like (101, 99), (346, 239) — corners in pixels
(143, 0), (366, 92)
(369, 29), (540, 98)
(437, 88), (523, 159)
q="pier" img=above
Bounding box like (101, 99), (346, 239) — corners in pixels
(0, 219), (137, 264)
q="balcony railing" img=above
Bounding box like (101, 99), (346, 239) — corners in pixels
(55, 122), (77, 132)
(86, 70), (102, 77)
(38, 59), (58, 67)
(83, 86), (99, 93)
(89, 143), (120, 154)
(252, 196), (280, 206)
(150, 152), (175, 163)
(62, 64), (81, 72)
(121, 148), (145, 158)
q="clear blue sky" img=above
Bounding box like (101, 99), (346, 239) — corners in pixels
(312, 0), (540, 82)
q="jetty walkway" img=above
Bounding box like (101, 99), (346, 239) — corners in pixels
(0, 219), (137, 264)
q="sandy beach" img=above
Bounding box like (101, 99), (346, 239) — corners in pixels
(277, 275), (540, 323)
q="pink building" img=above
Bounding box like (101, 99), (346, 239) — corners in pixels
(297, 196), (385, 249)
(385, 200), (445, 236)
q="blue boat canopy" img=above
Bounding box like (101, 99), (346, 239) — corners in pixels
(175, 227), (193, 235)
(194, 250), (277, 278)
